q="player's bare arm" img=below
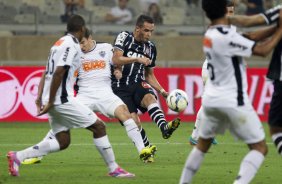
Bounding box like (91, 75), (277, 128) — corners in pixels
(244, 25), (277, 41)
(145, 67), (168, 98)
(253, 12), (282, 57)
(228, 14), (266, 27)
(38, 66), (67, 116)
(35, 72), (46, 115)
(112, 48), (151, 66)
(229, 4), (282, 27)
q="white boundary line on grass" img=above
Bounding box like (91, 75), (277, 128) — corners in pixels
(0, 142), (274, 147)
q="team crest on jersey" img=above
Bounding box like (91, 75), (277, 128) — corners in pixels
(141, 81), (152, 89)
(144, 45), (151, 57)
(99, 51), (106, 58)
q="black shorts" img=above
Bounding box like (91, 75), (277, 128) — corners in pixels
(113, 81), (156, 113)
(268, 80), (282, 127)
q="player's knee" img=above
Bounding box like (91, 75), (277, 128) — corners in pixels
(249, 141), (268, 156)
(142, 93), (156, 107)
(88, 119), (106, 137)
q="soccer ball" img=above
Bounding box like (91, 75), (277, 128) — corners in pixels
(166, 89), (189, 112)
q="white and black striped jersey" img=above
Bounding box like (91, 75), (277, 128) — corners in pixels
(202, 25), (255, 107)
(111, 31), (157, 87)
(42, 33), (81, 105)
(267, 39), (282, 81)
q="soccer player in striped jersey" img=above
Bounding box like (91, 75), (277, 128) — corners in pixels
(180, 0), (282, 183)
(7, 15), (134, 178)
(111, 15), (181, 151)
(23, 28), (156, 164)
(229, 4), (282, 157)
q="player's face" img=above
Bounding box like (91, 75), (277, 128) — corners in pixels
(136, 22), (155, 42)
(80, 36), (93, 53)
(226, 6), (235, 16)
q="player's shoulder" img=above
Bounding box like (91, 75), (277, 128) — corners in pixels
(96, 42), (113, 51)
(147, 40), (156, 48)
(53, 34), (79, 48)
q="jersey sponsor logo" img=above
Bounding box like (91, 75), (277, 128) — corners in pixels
(141, 81), (152, 89)
(127, 51), (144, 58)
(82, 60), (106, 71)
(203, 37), (212, 48)
(229, 42), (248, 50)
(99, 51), (106, 58)
(54, 39), (64, 46)
(62, 47), (70, 62)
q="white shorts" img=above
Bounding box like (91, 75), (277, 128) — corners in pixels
(199, 103), (265, 144)
(76, 89), (124, 118)
(48, 98), (98, 134)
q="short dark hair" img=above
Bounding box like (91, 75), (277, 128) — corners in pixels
(67, 14), (85, 33)
(226, 0), (234, 7)
(202, 0), (227, 20)
(84, 27), (92, 38)
(136, 15), (154, 27)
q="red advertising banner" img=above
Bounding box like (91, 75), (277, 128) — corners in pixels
(0, 66), (272, 122)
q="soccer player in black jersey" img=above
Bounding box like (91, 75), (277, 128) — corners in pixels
(229, 4), (282, 157)
(111, 15), (181, 161)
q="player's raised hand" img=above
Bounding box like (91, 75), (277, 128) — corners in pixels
(37, 102), (53, 116)
(160, 89), (169, 99)
(114, 68), (122, 80)
(137, 57), (152, 66)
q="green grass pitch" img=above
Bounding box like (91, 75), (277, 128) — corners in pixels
(0, 122), (281, 184)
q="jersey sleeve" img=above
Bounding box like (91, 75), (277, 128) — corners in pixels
(261, 4), (282, 25)
(218, 32), (255, 57)
(57, 42), (78, 67)
(113, 31), (129, 52)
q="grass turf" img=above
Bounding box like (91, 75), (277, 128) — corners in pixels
(0, 122), (281, 184)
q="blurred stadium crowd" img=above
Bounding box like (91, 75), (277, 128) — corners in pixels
(0, 0), (281, 36)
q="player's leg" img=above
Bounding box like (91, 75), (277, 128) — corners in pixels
(229, 105), (267, 184)
(189, 106), (202, 145)
(86, 118), (134, 178)
(189, 106), (218, 145)
(268, 80), (282, 156)
(136, 83), (180, 139)
(179, 106), (218, 183)
(114, 105), (147, 153)
(179, 137), (213, 184)
(21, 130), (55, 165)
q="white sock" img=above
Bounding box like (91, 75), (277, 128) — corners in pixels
(191, 107), (202, 140)
(234, 150), (265, 184)
(16, 138), (60, 162)
(43, 130), (55, 141)
(94, 135), (118, 173)
(123, 118), (145, 153)
(179, 147), (205, 184)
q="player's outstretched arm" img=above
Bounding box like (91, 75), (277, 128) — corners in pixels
(145, 67), (168, 98)
(229, 4), (282, 27)
(228, 14), (266, 27)
(243, 25), (277, 41)
(253, 12), (282, 57)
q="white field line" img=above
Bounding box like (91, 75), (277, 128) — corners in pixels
(0, 142), (274, 147)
